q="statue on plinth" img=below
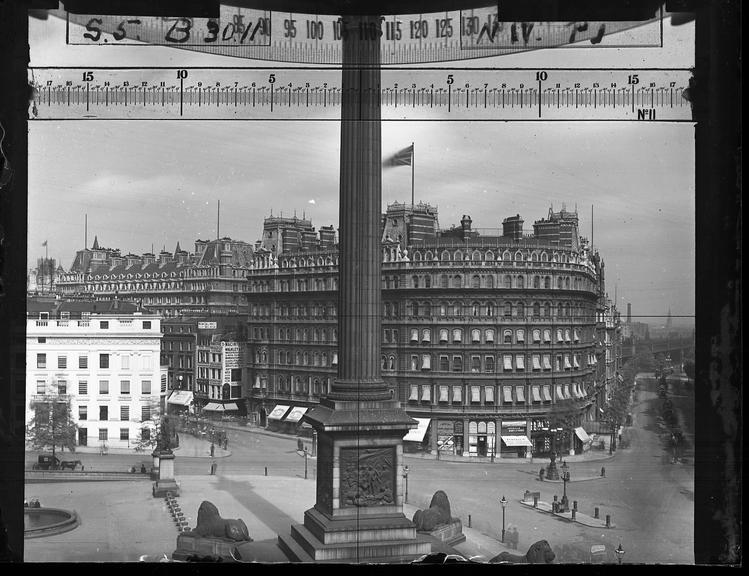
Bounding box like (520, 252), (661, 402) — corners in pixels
(412, 491), (465, 545)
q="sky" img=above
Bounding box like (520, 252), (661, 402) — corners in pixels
(28, 12), (695, 325)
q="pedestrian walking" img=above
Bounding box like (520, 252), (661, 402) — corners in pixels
(210, 443), (215, 457)
(224, 437), (228, 450)
(510, 527), (519, 550)
(601, 466), (606, 478)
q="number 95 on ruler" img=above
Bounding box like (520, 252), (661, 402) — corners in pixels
(29, 69), (692, 121)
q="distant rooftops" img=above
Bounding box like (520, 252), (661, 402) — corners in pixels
(27, 296), (155, 318)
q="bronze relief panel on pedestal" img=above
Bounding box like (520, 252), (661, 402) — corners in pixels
(339, 446), (396, 507)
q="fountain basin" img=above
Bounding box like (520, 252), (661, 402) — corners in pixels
(24, 507), (80, 538)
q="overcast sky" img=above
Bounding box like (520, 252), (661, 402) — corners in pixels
(28, 13), (695, 325)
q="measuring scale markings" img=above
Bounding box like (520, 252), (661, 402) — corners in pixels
(29, 69), (692, 121)
(61, 7), (664, 64)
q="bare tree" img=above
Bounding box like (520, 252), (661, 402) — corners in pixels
(26, 379), (77, 461)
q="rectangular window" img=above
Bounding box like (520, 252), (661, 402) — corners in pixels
(515, 386), (526, 403)
(543, 385), (552, 402)
(471, 356), (481, 373)
(79, 355), (88, 369)
(543, 355), (552, 370)
(470, 386), (481, 403)
(503, 355), (513, 371)
(532, 355), (542, 371)
(142, 406), (151, 421)
(421, 385), (431, 402)
(439, 355), (450, 371)
(516, 330), (525, 343)
(143, 321), (152, 329)
(544, 329), (551, 343)
(485, 356), (495, 372)
(57, 380), (67, 395)
(78, 381), (88, 395)
(439, 329), (448, 343)
(452, 329), (462, 343)
(452, 385), (462, 403)
(410, 329), (419, 343)
(120, 405), (130, 421)
(120, 380), (130, 395)
(99, 354), (109, 369)
(79, 405), (88, 420)
(99, 429), (108, 441)
(36, 380), (45, 394)
(485, 329), (494, 343)
(37, 353), (46, 369)
(410, 355), (418, 371)
(471, 329), (481, 343)
(484, 386), (495, 403)
(452, 355), (463, 372)
(100, 320), (109, 329)
(120, 428), (130, 441)
(141, 380), (151, 395)
(421, 354), (431, 370)
(99, 380), (109, 394)
(532, 385), (542, 403)
(37, 337), (46, 343)
(121, 355), (130, 370)
(99, 406), (108, 421)
(57, 356), (67, 369)
(439, 385), (449, 402)
(503, 386), (513, 403)
(409, 385), (418, 401)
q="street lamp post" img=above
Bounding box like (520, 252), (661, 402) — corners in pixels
(561, 470), (570, 511)
(402, 465), (409, 504)
(615, 542), (625, 565)
(500, 495), (507, 543)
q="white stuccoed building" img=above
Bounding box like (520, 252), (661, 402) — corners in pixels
(26, 297), (167, 453)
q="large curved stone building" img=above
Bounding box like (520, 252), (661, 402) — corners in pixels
(245, 202), (621, 459)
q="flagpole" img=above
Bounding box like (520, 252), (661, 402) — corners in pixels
(411, 142), (415, 210)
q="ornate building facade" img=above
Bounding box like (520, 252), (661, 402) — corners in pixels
(55, 236), (254, 317)
(245, 203), (620, 459)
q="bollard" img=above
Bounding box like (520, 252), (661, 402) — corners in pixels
(468, 514), (472, 528)
(606, 514), (611, 528)
(533, 496), (538, 508)
(573, 500), (578, 510)
(594, 507), (599, 519)
(571, 509), (576, 520)
(265, 466), (268, 476)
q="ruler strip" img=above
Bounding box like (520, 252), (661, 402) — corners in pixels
(29, 68), (692, 121)
(58, 6), (663, 64)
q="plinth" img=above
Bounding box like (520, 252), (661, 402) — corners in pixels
(152, 451), (180, 497)
(277, 14), (430, 563)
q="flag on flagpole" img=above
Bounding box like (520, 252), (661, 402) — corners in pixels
(383, 144), (414, 167)
(42, 240), (47, 247)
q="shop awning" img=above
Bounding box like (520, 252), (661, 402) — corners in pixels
(267, 404), (291, 421)
(501, 435), (533, 447)
(203, 402), (238, 412)
(284, 406), (308, 423)
(543, 356), (552, 370)
(532, 356), (541, 370)
(564, 356), (572, 369)
(531, 386), (542, 402)
(563, 385), (572, 399)
(403, 418), (431, 442)
(575, 427), (592, 443)
(167, 390), (193, 406)
(555, 384), (564, 400)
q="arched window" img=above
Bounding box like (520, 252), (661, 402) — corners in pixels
(486, 275), (494, 289)
(533, 275), (540, 288)
(503, 250), (512, 261)
(557, 277), (563, 289)
(303, 352), (309, 365)
(544, 302), (551, 317)
(504, 301), (512, 317)
(440, 274), (448, 288)
(471, 275), (480, 289)
(515, 251), (524, 261)
(515, 301), (524, 317)
(411, 301), (419, 317)
(389, 355), (396, 370)
(541, 252), (548, 262)
(425, 251), (433, 260)
(485, 250), (494, 261)
(544, 276), (551, 289)
(504, 275), (512, 289)
(472, 302), (479, 316)
(424, 276), (431, 288)
(472, 250), (481, 261)
(486, 302), (494, 317)
(412, 275), (419, 288)
(452, 275), (462, 288)
(322, 352), (328, 365)
(531, 252), (538, 261)
(441, 250), (450, 261)
(533, 302), (541, 316)
(565, 277), (570, 289)
(503, 329), (513, 344)
(440, 302), (447, 316)
(454, 250), (463, 261)
(413, 251), (422, 261)
(516, 275), (525, 289)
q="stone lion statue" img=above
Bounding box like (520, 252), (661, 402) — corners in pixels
(191, 501), (252, 542)
(489, 540), (555, 564)
(413, 490), (453, 532)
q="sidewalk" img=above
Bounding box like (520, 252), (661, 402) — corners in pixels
(518, 499), (614, 529)
(173, 434), (231, 459)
